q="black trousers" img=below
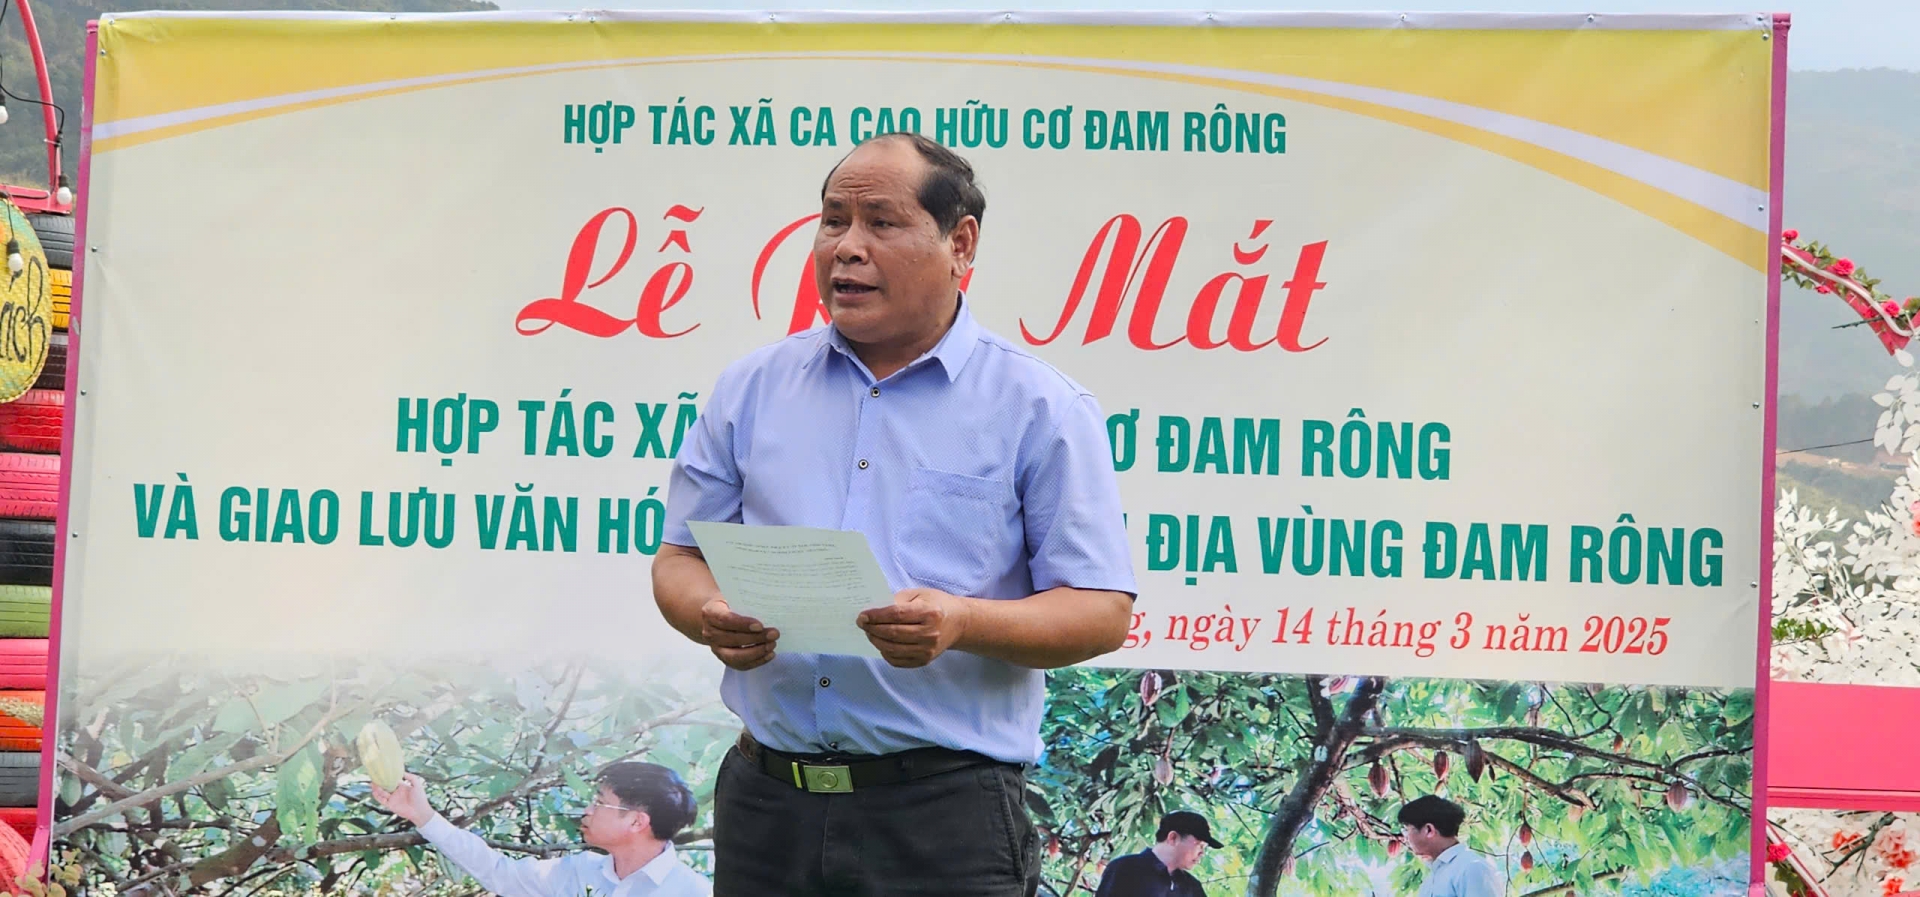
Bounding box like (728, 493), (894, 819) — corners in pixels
(712, 744), (1042, 896)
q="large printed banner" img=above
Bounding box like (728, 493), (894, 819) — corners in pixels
(51, 11), (1778, 896)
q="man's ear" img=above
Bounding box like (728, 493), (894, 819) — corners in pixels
(947, 216), (980, 276)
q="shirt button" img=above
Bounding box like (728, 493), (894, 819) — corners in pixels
(819, 677), (831, 687)
(870, 387), (881, 397)
(857, 459), (869, 470)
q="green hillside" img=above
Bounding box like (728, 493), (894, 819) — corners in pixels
(1770, 69), (1920, 517)
(0, 0), (497, 189)
(1779, 68), (1920, 402)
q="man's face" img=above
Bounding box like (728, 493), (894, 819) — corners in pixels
(1402, 823), (1444, 860)
(1168, 833), (1208, 870)
(812, 138), (977, 350)
(579, 785), (647, 848)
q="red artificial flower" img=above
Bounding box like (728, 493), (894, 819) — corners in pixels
(1884, 876), (1906, 897)
(1783, 229), (1799, 241)
(1831, 266), (1917, 355)
(1885, 301), (1902, 317)
(1838, 831), (1869, 850)
(1768, 843), (1793, 863)
(1833, 258), (1857, 277)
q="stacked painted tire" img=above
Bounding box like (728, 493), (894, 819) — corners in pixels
(0, 211), (74, 828)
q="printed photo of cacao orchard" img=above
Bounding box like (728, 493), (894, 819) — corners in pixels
(49, 655), (737, 895)
(46, 659), (1751, 897)
(1031, 671), (1755, 897)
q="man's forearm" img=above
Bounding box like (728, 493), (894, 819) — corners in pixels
(417, 815), (553, 897)
(652, 543), (723, 645)
(954, 587), (1132, 669)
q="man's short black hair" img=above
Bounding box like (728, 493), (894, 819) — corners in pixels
(597, 761), (697, 841)
(1397, 795), (1467, 838)
(820, 132), (986, 235)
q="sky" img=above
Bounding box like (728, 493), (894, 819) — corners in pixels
(485, 0), (1918, 72)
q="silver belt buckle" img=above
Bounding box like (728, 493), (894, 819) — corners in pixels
(800, 763), (853, 793)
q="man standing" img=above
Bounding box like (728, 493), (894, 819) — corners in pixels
(1093, 811), (1221, 896)
(370, 761), (711, 896)
(1398, 795), (1503, 897)
(652, 132), (1137, 896)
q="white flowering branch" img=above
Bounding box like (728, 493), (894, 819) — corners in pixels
(1771, 234), (1920, 897)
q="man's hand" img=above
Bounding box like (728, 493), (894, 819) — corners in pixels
(858, 588), (971, 668)
(370, 773), (434, 827)
(702, 597), (779, 670)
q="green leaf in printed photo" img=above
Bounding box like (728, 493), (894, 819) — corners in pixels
(275, 742), (323, 846)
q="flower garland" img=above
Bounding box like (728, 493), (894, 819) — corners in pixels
(1781, 228), (1920, 357)
(1770, 840), (1818, 897)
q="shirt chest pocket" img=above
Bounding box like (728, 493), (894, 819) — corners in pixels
(893, 466), (1020, 596)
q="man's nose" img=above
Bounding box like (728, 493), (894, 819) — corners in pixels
(833, 224), (873, 264)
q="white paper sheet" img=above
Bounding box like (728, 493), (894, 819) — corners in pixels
(687, 521), (893, 659)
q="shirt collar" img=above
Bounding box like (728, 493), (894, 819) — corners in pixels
(638, 842), (681, 884)
(1138, 848), (1173, 875)
(597, 843), (681, 886)
(806, 291), (981, 383)
(1434, 843), (1468, 866)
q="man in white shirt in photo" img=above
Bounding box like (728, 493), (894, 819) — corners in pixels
(1398, 795), (1503, 897)
(372, 760), (712, 897)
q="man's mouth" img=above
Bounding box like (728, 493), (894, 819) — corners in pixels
(832, 278), (878, 297)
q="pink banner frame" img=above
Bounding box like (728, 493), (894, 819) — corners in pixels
(29, 13), (1797, 888)
(31, 19), (97, 872)
(1750, 10), (1790, 894)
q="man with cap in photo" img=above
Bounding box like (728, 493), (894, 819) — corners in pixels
(1092, 810), (1222, 896)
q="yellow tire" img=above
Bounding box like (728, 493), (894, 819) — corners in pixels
(49, 269), (68, 332)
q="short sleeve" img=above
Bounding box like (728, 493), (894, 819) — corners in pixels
(1022, 393), (1137, 596)
(662, 369), (745, 547)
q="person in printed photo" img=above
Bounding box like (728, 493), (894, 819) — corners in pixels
(1399, 795), (1503, 897)
(371, 760), (712, 897)
(1093, 810), (1222, 897)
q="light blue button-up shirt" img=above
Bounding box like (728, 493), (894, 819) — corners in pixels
(1417, 843), (1504, 897)
(418, 815), (711, 897)
(663, 295), (1136, 765)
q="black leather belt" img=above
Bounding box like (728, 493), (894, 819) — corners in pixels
(735, 732), (1006, 793)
